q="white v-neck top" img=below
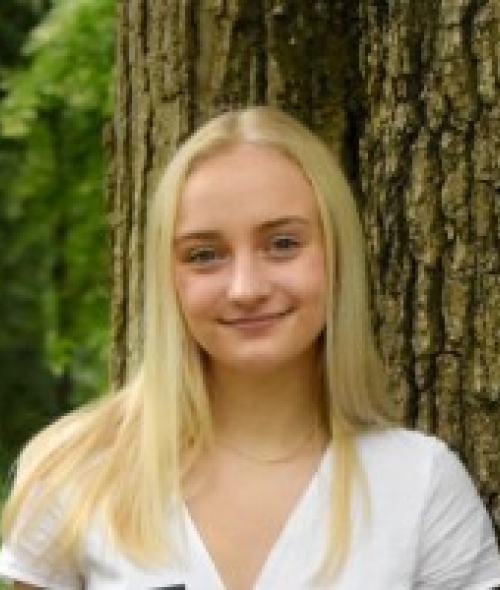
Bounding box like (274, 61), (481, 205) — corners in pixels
(1, 429), (500, 589)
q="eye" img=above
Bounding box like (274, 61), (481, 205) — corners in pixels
(268, 235), (301, 257)
(185, 246), (222, 265)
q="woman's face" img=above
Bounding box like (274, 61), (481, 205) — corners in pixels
(173, 143), (328, 374)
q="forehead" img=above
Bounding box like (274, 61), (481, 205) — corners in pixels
(176, 143), (319, 233)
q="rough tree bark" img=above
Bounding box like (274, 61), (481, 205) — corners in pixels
(108, 0), (499, 532)
(359, 0), (499, 530)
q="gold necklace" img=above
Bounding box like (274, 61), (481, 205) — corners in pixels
(215, 425), (318, 465)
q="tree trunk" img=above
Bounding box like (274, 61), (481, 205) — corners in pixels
(110, 0), (499, 531)
(359, 0), (500, 530)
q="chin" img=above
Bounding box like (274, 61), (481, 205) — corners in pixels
(213, 347), (314, 374)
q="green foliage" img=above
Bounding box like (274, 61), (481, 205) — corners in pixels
(0, 0), (49, 67)
(0, 0), (115, 475)
(1, 0), (115, 136)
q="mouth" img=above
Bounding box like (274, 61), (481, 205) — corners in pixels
(219, 310), (292, 327)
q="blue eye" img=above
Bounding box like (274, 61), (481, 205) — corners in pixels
(187, 247), (220, 264)
(266, 235), (301, 260)
(270, 235), (300, 250)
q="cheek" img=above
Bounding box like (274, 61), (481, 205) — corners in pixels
(301, 260), (329, 334)
(174, 268), (202, 322)
(174, 268), (220, 318)
(300, 250), (328, 301)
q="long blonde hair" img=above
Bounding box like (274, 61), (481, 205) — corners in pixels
(2, 106), (392, 575)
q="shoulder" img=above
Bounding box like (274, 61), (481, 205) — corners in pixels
(357, 427), (483, 505)
(355, 427), (474, 532)
(0, 406), (116, 589)
(356, 427), (500, 587)
(2, 394), (126, 557)
(0, 486), (83, 589)
(357, 426), (446, 477)
(358, 425), (444, 453)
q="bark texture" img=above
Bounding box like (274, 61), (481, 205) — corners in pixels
(359, 0), (500, 528)
(110, 0), (499, 530)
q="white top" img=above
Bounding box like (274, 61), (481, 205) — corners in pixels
(1, 428), (500, 589)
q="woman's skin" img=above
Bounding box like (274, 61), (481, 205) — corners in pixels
(176, 143), (330, 589)
(174, 143), (328, 427)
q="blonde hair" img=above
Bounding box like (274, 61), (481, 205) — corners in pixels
(2, 106), (392, 577)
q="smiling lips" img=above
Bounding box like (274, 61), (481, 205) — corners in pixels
(219, 310), (292, 327)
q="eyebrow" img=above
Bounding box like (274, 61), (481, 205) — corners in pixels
(174, 216), (310, 244)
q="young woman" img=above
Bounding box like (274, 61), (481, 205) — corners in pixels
(1, 106), (499, 589)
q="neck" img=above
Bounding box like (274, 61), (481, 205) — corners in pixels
(206, 354), (326, 458)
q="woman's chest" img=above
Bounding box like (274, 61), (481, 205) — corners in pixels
(82, 522), (417, 590)
(182, 452), (325, 590)
(82, 482), (419, 590)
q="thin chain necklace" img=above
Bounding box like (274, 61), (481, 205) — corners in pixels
(214, 424), (318, 465)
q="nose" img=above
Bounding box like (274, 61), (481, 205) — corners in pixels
(227, 250), (271, 305)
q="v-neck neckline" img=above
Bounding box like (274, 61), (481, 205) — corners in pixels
(183, 445), (332, 589)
